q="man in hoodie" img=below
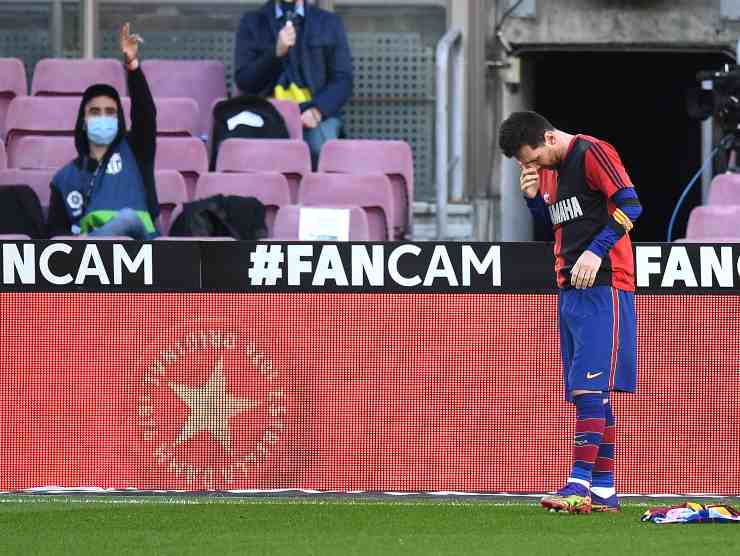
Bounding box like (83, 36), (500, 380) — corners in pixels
(47, 23), (159, 239)
(234, 0), (353, 168)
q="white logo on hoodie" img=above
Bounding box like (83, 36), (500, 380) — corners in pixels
(106, 153), (123, 175)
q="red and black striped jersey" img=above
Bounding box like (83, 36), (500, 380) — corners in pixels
(538, 135), (635, 291)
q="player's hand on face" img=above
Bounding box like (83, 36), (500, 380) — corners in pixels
(276, 21), (297, 57)
(519, 164), (540, 199)
(571, 250), (602, 289)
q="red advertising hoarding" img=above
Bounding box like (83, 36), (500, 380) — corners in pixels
(1, 292), (738, 495)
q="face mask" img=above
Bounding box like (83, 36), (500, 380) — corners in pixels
(86, 116), (118, 146)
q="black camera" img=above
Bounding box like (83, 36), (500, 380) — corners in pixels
(687, 65), (740, 134)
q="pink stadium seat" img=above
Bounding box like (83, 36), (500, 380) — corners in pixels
(5, 96), (81, 163)
(269, 99), (303, 140)
(0, 140), (6, 170)
(155, 137), (209, 199)
(685, 205), (740, 239)
(272, 205), (370, 241)
(142, 60), (227, 139)
(0, 234), (31, 240)
(215, 138), (311, 202)
(51, 235), (133, 241)
(195, 172), (292, 237)
(318, 139), (414, 239)
(154, 97), (199, 137)
(299, 173), (395, 241)
(154, 236), (236, 241)
(9, 136), (76, 169)
(31, 58), (126, 97)
(707, 173), (740, 206)
(155, 170), (189, 235)
(676, 237), (740, 243)
(0, 58), (27, 139)
(0, 169), (55, 207)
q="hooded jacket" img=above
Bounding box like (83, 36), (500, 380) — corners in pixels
(47, 66), (159, 237)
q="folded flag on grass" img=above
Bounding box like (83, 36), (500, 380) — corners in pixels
(641, 502), (740, 524)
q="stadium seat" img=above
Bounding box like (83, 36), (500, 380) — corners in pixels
(269, 99), (303, 140)
(0, 169), (55, 208)
(154, 97), (200, 137)
(155, 170), (189, 235)
(155, 137), (209, 199)
(31, 58), (126, 97)
(194, 172), (292, 237)
(154, 236), (236, 241)
(685, 205), (740, 238)
(215, 138), (311, 202)
(142, 60), (227, 139)
(0, 234), (31, 240)
(707, 173), (740, 206)
(4, 96), (82, 163)
(9, 136), (76, 169)
(51, 235), (133, 241)
(272, 205), (371, 241)
(0, 140), (6, 170)
(318, 139), (414, 239)
(299, 173), (395, 241)
(0, 58), (27, 140)
(676, 237), (740, 243)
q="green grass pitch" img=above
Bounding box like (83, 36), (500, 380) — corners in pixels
(1, 496), (739, 555)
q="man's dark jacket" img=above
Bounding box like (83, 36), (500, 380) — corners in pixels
(234, 0), (354, 119)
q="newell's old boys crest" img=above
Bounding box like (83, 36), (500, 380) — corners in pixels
(134, 329), (288, 490)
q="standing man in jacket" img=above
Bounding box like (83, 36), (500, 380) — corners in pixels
(234, 0), (354, 168)
(47, 23), (159, 239)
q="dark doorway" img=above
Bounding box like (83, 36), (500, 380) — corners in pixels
(530, 51), (732, 242)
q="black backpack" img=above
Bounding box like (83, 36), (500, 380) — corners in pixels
(0, 185), (46, 239)
(169, 194), (267, 240)
(209, 95), (290, 170)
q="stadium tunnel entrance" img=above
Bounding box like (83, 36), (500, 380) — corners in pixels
(525, 50), (733, 242)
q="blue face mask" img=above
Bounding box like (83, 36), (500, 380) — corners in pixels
(86, 116), (119, 146)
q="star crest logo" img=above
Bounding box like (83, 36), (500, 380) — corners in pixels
(135, 329), (287, 490)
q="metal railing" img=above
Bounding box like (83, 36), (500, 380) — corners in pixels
(435, 27), (464, 240)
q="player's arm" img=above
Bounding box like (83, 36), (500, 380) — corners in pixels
(584, 142), (642, 257)
(571, 143), (642, 289)
(586, 188), (642, 259)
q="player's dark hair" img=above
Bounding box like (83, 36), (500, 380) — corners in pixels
(498, 111), (555, 158)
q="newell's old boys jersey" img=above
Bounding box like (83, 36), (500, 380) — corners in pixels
(538, 135), (635, 291)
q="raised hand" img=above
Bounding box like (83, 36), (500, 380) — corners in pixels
(120, 22), (144, 67)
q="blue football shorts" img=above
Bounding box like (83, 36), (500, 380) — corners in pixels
(558, 285), (637, 402)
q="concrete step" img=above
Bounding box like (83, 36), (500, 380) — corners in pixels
(411, 201), (474, 241)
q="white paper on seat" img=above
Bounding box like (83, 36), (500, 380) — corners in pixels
(298, 207), (350, 241)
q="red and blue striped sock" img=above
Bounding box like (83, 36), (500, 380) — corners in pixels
(567, 393), (606, 489)
(591, 396), (616, 497)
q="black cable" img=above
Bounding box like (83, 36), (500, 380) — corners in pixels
(495, 0), (525, 33)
